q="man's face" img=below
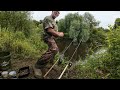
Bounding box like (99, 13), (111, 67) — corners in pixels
(52, 11), (60, 19)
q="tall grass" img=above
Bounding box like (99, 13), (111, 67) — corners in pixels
(0, 26), (47, 59)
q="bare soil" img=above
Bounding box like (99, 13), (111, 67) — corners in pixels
(10, 58), (64, 79)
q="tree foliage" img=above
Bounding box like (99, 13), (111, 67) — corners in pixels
(0, 11), (33, 37)
(0, 11), (47, 59)
(114, 18), (120, 29)
(58, 12), (100, 43)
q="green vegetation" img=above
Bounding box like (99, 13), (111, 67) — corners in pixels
(0, 11), (120, 79)
(114, 18), (120, 29)
(58, 12), (106, 47)
(69, 26), (120, 79)
(0, 11), (47, 59)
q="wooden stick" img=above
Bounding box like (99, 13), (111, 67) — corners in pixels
(58, 64), (69, 79)
(43, 59), (59, 78)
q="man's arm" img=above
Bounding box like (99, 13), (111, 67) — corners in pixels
(47, 27), (64, 37)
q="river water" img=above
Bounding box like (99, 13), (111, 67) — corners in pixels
(56, 39), (89, 61)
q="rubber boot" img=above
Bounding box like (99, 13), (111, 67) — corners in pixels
(33, 65), (43, 79)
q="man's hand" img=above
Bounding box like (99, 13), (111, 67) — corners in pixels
(47, 28), (64, 37)
(58, 32), (64, 37)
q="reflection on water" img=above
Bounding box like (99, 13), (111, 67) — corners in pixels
(56, 39), (89, 61)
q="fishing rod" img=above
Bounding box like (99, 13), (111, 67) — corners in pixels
(58, 38), (82, 79)
(43, 39), (74, 78)
(44, 26), (82, 78)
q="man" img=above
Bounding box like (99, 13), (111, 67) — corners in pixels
(33, 11), (64, 78)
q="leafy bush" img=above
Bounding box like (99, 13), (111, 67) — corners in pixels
(69, 26), (120, 79)
(87, 28), (107, 47)
(71, 48), (110, 79)
(0, 28), (14, 51)
(106, 26), (120, 78)
(0, 26), (47, 59)
(0, 11), (48, 59)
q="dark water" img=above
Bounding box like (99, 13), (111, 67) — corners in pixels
(56, 39), (89, 61)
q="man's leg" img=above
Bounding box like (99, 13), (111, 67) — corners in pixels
(49, 38), (59, 64)
(33, 37), (59, 78)
(33, 50), (54, 79)
(35, 37), (59, 68)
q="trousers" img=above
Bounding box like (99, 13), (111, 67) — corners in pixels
(35, 35), (59, 69)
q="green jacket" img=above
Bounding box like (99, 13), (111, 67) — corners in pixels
(43, 15), (58, 37)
